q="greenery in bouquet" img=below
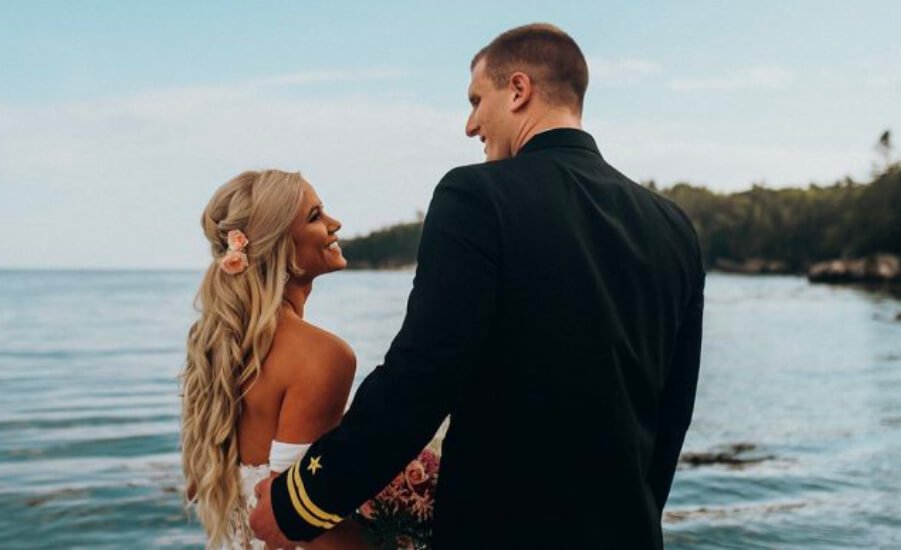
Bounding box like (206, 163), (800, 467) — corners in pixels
(355, 448), (440, 550)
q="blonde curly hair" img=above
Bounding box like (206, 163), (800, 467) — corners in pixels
(180, 170), (304, 545)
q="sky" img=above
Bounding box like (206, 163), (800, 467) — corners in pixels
(1, 0), (899, 269)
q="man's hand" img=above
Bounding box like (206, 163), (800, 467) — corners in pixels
(250, 475), (296, 549)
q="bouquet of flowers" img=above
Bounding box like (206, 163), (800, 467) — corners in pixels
(355, 448), (440, 549)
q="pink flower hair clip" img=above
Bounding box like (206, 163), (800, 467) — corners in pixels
(220, 229), (250, 275)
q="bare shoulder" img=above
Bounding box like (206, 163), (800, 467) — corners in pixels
(262, 309), (357, 442)
(265, 309), (356, 396)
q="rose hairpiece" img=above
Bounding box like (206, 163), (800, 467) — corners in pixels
(219, 229), (250, 275)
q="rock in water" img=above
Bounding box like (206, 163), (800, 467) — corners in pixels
(679, 443), (775, 468)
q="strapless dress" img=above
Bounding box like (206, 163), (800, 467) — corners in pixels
(220, 441), (310, 549)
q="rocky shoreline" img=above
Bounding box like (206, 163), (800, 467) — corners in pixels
(806, 253), (901, 284)
(712, 253), (901, 284)
(714, 258), (793, 275)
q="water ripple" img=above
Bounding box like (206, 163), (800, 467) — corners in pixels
(1, 270), (899, 548)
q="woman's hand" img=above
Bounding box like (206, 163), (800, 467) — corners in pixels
(249, 476), (296, 549)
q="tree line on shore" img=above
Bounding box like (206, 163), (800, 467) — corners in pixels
(656, 163), (900, 272)
(339, 217), (423, 269)
(340, 162), (900, 274)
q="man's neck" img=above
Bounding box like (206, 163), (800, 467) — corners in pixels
(511, 109), (583, 157)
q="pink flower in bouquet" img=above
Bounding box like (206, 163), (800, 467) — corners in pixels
(358, 500), (377, 520)
(409, 492), (434, 522)
(358, 447), (441, 547)
(404, 460), (429, 491)
(418, 449), (440, 475)
(219, 250), (249, 275)
(227, 229), (249, 252)
(387, 473), (409, 502)
(367, 473), (407, 517)
(390, 471), (408, 490)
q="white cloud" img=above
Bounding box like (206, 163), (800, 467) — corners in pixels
(585, 118), (874, 192)
(251, 67), (406, 87)
(587, 57), (661, 85)
(668, 66), (794, 91)
(0, 71), (480, 269)
(0, 66), (888, 269)
(865, 74), (901, 89)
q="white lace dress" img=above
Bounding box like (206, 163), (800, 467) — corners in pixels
(221, 441), (311, 549)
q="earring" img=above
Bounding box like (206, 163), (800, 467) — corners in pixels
(284, 267), (306, 283)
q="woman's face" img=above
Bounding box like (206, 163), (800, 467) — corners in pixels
(289, 180), (347, 279)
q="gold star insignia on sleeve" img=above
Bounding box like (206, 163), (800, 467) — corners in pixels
(307, 455), (323, 475)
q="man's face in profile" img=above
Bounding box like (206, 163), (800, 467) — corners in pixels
(465, 59), (514, 162)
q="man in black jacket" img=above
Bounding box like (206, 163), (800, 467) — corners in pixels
(252, 23), (704, 549)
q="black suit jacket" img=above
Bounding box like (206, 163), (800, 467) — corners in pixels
(271, 129), (705, 549)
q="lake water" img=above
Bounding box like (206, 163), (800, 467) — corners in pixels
(0, 270), (899, 548)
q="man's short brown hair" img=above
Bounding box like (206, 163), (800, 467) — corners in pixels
(471, 23), (589, 113)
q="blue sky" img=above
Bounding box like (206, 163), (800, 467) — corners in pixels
(1, 1), (899, 268)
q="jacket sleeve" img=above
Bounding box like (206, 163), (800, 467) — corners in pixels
(647, 268), (705, 514)
(270, 167), (500, 542)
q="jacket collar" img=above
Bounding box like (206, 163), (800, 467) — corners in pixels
(517, 128), (602, 158)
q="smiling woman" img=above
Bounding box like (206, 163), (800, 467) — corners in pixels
(289, 183), (348, 279)
(180, 170), (366, 548)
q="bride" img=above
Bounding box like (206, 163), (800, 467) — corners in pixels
(180, 170), (368, 548)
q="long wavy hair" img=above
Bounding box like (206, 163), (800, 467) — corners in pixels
(180, 169), (304, 545)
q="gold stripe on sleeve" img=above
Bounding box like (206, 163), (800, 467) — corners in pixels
(292, 460), (343, 524)
(285, 464), (336, 529)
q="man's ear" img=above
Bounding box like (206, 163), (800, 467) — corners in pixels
(508, 72), (532, 113)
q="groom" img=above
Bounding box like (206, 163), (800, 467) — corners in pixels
(252, 23), (704, 548)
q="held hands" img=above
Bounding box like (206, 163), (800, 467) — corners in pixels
(250, 474), (297, 549)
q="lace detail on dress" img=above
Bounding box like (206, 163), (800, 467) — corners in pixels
(219, 442), (311, 549)
(220, 464), (270, 549)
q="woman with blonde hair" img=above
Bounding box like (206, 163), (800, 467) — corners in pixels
(180, 170), (367, 548)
